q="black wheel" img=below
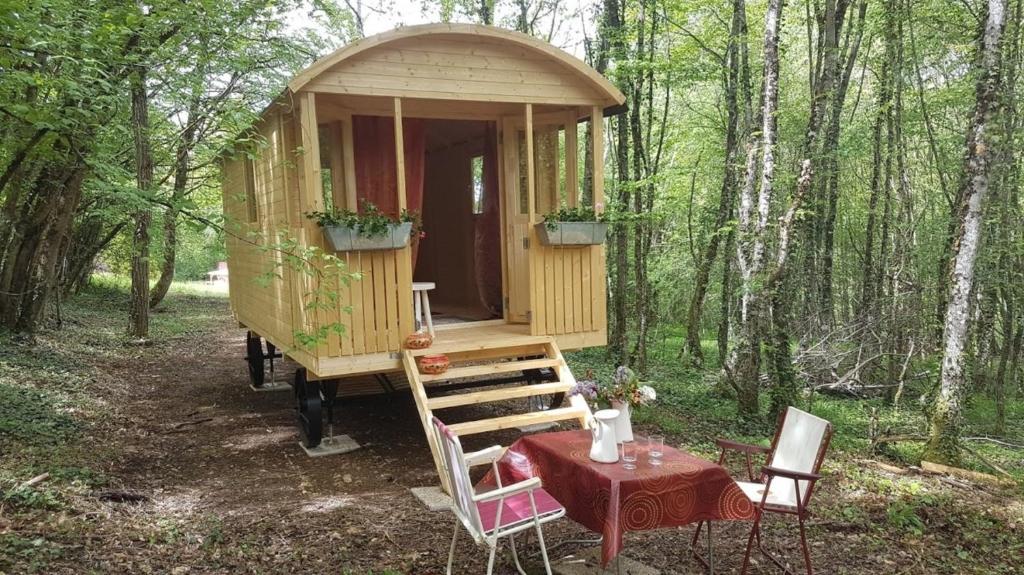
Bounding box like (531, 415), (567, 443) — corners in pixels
(523, 366), (564, 410)
(295, 368), (322, 448)
(246, 331), (265, 388)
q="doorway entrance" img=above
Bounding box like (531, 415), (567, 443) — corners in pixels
(413, 119), (504, 326)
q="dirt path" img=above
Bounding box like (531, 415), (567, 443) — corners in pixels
(16, 293), (1020, 574)
(67, 303), (760, 574)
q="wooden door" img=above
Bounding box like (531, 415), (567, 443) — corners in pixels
(501, 110), (577, 327)
(501, 116), (531, 323)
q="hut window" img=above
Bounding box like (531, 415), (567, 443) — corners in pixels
(319, 127), (334, 208)
(471, 155), (484, 215)
(243, 157), (258, 223)
(516, 131), (529, 215)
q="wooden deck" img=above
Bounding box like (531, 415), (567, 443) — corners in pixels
(307, 320), (605, 379)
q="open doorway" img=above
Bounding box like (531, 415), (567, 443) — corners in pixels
(413, 119), (503, 326)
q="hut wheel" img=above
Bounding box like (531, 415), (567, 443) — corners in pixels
(523, 366), (565, 410)
(294, 368), (323, 448)
(245, 331), (265, 388)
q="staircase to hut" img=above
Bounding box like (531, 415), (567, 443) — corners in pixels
(401, 335), (592, 493)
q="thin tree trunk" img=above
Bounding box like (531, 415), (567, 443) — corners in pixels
(684, 0), (746, 366)
(149, 102), (200, 309)
(128, 67), (153, 339)
(726, 0), (784, 418)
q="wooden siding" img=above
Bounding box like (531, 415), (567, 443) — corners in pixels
(529, 242), (607, 340)
(304, 35), (608, 106)
(223, 108), (300, 352)
(226, 106), (612, 382)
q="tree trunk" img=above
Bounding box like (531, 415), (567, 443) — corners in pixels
(726, 0), (784, 418)
(927, 0), (1008, 464)
(150, 101), (201, 309)
(602, 0), (631, 366)
(128, 68), (153, 339)
(684, 0), (747, 366)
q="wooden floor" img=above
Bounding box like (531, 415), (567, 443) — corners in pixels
(311, 319), (604, 382)
(433, 320), (529, 341)
(312, 321), (532, 380)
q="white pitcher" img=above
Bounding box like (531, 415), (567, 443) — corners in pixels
(589, 409), (620, 463)
(611, 400), (634, 443)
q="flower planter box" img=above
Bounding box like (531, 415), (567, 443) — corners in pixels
(535, 221), (608, 246)
(322, 222), (412, 252)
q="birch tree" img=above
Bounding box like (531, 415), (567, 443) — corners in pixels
(725, 0), (784, 417)
(927, 0), (1009, 463)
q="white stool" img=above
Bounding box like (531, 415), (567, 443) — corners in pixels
(412, 282), (435, 336)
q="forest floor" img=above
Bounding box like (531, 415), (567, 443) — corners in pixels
(1, 278), (1023, 574)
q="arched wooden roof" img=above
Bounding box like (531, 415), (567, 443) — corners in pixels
(287, 24), (625, 107)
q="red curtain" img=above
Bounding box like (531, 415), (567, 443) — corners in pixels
(353, 115), (426, 266)
(475, 123), (503, 315)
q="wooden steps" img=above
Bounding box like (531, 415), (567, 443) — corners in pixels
(419, 357), (559, 383)
(447, 406), (589, 436)
(426, 381), (571, 410)
(406, 336), (552, 358)
(401, 335), (593, 494)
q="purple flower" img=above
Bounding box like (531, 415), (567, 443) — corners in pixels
(570, 379), (599, 400)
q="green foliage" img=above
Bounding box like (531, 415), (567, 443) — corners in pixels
(886, 493), (939, 537)
(0, 384), (79, 447)
(1, 484), (66, 511)
(254, 231), (359, 350)
(0, 534), (63, 573)
(306, 200), (421, 238)
(542, 205), (605, 225)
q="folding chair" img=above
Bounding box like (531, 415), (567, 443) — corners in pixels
(431, 416), (566, 574)
(693, 406), (833, 574)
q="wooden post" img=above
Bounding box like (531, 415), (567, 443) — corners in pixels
(525, 104), (536, 223)
(565, 110), (578, 208)
(590, 106), (604, 213)
(300, 92), (324, 216)
(394, 97), (407, 211)
(393, 97), (414, 340)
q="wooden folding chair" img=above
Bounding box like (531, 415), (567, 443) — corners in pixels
(693, 406), (833, 575)
(431, 416), (566, 575)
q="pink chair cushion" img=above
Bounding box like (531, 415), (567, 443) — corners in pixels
(476, 488), (563, 533)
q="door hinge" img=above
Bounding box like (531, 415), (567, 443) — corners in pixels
(525, 310), (532, 321)
(522, 237), (530, 249)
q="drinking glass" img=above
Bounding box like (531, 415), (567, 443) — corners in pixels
(648, 435), (664, 465)
(621, 441), (638, 470)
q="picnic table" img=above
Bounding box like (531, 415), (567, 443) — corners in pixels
(482, 429), (754, 566)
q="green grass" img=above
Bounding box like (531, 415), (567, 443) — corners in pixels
(566, 331), (1024, 482)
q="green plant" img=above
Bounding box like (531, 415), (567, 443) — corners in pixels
(306, 199), (421, 238)
(0, 534), (62, 572)
(1, 484), (65, 511)
(254, 230), (360, 350)
(541, 206), (605, 229)
(0, 384), (79, 447)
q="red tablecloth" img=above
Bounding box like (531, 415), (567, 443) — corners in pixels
(481, 430), (754, 565)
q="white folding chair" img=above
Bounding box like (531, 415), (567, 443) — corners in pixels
(431, 416), (566, 575)
(694, 406), (833, 575)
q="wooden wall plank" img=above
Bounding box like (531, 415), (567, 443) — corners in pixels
(349, 253), (367, 355)
(360, 253), (378, 354)
(553, 248), (564, 335)
(372, 251), (389, 351)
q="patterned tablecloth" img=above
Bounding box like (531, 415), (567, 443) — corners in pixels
(481, 430), (754, 566)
